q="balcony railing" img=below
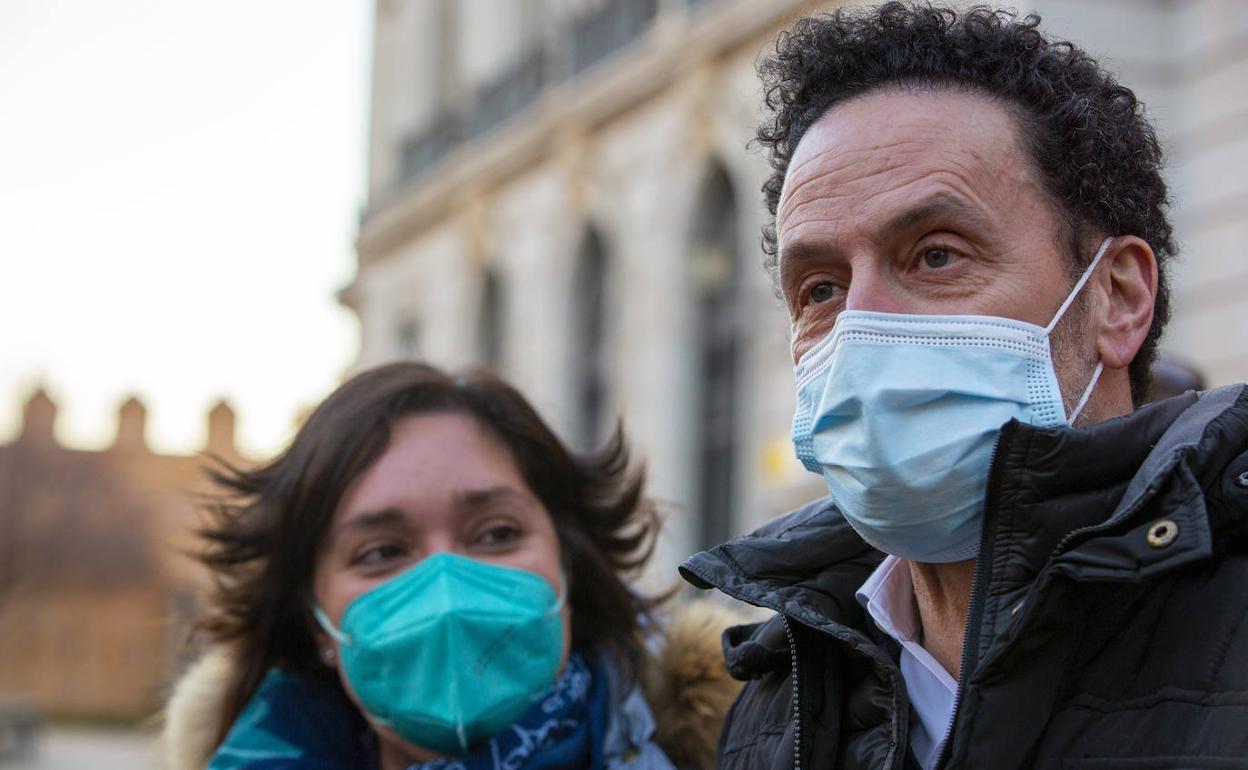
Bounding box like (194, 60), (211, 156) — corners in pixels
(391, 0), (662, 192)
(398, 115), (461, 184)
(469, 48), (546, 140)
(571, 0), (659, 75)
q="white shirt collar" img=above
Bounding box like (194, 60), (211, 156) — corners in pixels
(855, 556), (958, 770)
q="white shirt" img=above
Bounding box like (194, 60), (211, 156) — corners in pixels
(855, 556), (958, 770)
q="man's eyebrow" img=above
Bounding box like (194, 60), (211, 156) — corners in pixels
(778, 238), (834, 289)
(778, 194), (992, 286)
(882, 194), (992, 235)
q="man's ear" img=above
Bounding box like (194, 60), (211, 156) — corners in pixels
(1094, 235), (1157, 371)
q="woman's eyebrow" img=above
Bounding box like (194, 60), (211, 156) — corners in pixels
(334, 507), (406, 536)
(457, 485), (531, 511)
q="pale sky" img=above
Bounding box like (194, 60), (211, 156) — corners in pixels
(0, 0), (371, 457)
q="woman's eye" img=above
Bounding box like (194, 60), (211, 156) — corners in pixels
(478, 525), (521, 546)
(808, 282), (836, 304)
(921, 247), (954, 269)
(356, 543), (404, 566)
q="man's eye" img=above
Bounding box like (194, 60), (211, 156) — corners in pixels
(809, 282), (836, 304)
(921, 247), (953, 269)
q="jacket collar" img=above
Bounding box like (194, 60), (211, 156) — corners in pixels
(679, 496), (880, 635)
(680, 384), (1248, 629)
(994, 384), (1247, 585)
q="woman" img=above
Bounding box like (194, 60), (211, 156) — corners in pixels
(162, 362), (740, 770)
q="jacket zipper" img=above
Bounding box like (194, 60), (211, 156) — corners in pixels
(781, 614), (802, 770)
(931, 545), (982, 770)
(678, 563), (908, 770)
(934, 427), (1014, 770)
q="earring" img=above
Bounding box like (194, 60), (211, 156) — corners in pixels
(320, 646), (337, 665)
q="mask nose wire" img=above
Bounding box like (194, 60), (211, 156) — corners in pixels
(1044, 237), (1114, 336)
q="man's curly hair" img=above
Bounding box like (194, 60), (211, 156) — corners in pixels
(757, 3), (1173, 402)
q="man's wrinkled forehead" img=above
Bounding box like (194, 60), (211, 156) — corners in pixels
(777, 117), (848, 218)
(776, 89), (1033, 251)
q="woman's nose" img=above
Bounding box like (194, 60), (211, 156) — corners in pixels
(421, 536), (458, 560)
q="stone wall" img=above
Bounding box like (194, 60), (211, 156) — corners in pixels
(0, 392), (235, 719)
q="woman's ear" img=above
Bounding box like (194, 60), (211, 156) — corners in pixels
(307, 602), (340, 670)
(1094, 235), (1158, 371)
(319, 644), (337, 666)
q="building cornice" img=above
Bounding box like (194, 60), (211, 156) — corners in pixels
(354, 0), (817, 267)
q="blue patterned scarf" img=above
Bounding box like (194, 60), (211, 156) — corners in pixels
(209, 651), (610, 770)
(410, 651), (608, 770)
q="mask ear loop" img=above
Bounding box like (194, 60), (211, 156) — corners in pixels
(1044, 237), (1113, 425)
(1068, 361), (1104, 425)
(312, 606), (350, 646)
(550, 571), (569, 615)
(525, 571), (570, 710)
(314, 606), (404, 735)
(1043, 237), (1113, 336)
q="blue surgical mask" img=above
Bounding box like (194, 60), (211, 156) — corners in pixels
(314, 552), (566, 755)
(791, 238), (1111, 563)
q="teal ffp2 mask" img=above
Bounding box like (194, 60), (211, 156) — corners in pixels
(791, 238), (1111, 563)
(313, 552), (566, 755)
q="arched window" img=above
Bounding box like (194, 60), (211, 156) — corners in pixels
(690, 162), (741, 549)
(570, 226), (608, 450)
(476, 268), (504, 370)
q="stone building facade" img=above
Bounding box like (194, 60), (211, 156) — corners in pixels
(343, 0), (1248, 579)
(0, 391), (238, 718)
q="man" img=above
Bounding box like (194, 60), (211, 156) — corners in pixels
(680, 4), (1248, 769)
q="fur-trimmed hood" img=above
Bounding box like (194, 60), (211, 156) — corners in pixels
(162, 599), (744, 770)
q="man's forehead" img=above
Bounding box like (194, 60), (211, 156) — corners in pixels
(778, 88), (1026, 225)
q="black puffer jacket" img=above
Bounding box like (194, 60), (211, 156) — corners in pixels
(681, 385), (1248, 769)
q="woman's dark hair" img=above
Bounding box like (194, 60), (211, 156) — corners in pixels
(194, 362), (662, 743)
(756, 2), (1174, 402)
